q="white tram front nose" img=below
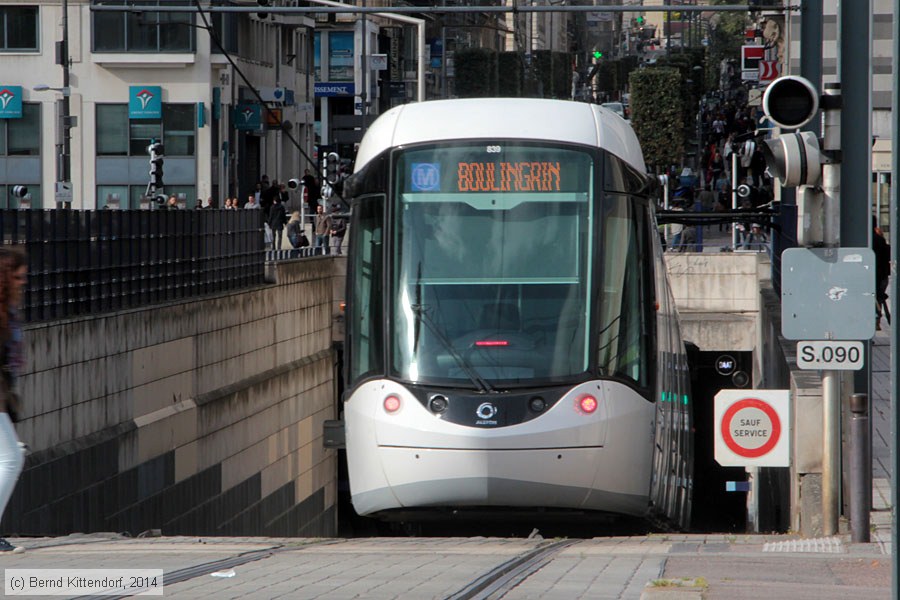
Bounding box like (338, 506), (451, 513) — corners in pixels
(344, 380), (655, 517)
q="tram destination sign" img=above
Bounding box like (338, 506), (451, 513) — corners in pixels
(796, 340), (864, 370)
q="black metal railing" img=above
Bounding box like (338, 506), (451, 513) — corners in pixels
(1, 210), (265, 323)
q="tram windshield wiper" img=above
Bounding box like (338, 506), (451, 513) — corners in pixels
(409, 303), (495, 394)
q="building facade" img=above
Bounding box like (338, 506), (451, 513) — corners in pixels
(0, 1), (315, 209)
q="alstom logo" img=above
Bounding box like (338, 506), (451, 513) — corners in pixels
(135, 89), (155, 110)
(0, 89), (16, 110)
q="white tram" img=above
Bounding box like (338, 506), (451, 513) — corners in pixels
(338, 98), (692, 528)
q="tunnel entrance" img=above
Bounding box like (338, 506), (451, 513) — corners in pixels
(688, 349), (753, 532)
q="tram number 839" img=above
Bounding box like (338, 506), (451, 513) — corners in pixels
(796, 340), (864, 370)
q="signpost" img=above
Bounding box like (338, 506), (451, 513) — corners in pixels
(741, 45), (765, 81)
(715, 390), (790, 468)
(796, 341), (864, 370)
(54, 181), (72, 205)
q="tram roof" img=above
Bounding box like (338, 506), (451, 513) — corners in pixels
(353, 98), (646, 174)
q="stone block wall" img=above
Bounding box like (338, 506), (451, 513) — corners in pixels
(1, 257), (343, 537)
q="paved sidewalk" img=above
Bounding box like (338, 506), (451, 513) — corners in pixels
(654, 318), (895, 599)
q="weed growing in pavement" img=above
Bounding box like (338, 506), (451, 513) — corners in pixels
(649, 577), (708, 589)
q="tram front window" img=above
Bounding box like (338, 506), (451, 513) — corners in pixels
(392, 144), (594, 388)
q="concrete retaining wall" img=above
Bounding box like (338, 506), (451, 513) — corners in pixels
(1, 258), (343, 537)
(665, 253), (762, 353)
(666, 253), (802, 534)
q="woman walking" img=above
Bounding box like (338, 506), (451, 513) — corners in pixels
(0, 247), (27, 553)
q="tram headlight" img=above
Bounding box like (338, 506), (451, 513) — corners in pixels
(428, 395), (449, 414)
(529, 397), (547, 413)
(577, 395), (598, 414)
(383, 395), (402, 413)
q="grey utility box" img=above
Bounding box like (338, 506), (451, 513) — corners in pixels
(781, 247), (876, 340)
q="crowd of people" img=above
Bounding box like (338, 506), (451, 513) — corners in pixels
(159, 169), (347, 256)
(662, 92), (775, 253)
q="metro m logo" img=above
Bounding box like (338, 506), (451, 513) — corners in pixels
(411, 163), (440, 192)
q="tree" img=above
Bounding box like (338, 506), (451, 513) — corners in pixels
(629, 67), (684, 172)
(454, 48), (497, 98)
(705, 6), (750, 89)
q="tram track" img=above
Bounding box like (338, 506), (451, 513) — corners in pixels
(69, 539), (346, 600)
(444, 539), (579, 600)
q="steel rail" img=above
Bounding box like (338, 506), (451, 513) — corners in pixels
(70, 539), (346, 600)
(445, 539), (579, 600)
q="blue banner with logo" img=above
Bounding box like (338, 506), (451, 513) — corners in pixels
(0, 86), (23, 119)
(234, 103), (262, 131)
(328, 31), (354, 82)
(314, 82), (355, 97)
(129, 86), (162, 119)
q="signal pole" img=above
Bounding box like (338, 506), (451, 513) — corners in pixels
(820, 82), (841, 536)
(58, 0), (73, 208)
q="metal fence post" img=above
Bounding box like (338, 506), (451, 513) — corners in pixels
(849, 392), (870, 543)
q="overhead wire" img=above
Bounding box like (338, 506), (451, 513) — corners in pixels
(191, 0), (345, 203)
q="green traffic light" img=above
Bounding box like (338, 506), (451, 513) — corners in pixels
(636, 16), (645, 25)
(593, 50), (603, 59)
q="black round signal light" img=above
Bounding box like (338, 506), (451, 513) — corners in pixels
(762, 76), (819, 130)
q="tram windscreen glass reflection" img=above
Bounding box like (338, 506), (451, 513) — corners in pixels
(392, 144), (594, 387)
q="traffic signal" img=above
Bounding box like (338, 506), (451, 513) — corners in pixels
(635, 16), (645, 26)
(324, 152), (340, 185)
(257, 0), (269, 20)
(11, 185), (28, 198)
(760, 75), (825, 245)
(148, 141), (165, 189)
(760, 76), (821, 187)
(593, 50), (603, 60)
(762, 75), (819, 130)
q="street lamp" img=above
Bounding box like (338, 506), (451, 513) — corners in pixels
(33, 0), (73, 208)
(33, 84), (75, 208)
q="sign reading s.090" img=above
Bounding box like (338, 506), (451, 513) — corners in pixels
(796, 341), (864, 370)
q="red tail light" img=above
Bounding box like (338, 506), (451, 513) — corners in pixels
(383, 395), (401, 413)
(578, 395), (598, 414)
(475, 340), (509, 347)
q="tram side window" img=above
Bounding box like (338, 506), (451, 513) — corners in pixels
(597, 195), (651, 388)
(348, 196), (385, 385)
(604, 154), (648, 195)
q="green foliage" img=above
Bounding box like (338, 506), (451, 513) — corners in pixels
(531, 50), (573, 99)
(594, 56), (640, 98)
(705, 6), (751, 87)
(455, 49), (571, 99)
(629, 68), (684, 171)
(654, 49), (706, 128)
(498, 52), (524, 97)
(454, 47), (497, 97)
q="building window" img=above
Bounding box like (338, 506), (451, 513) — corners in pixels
(328, 32), (354, 82)
(96, 103), (195, 156)
(97, 185), (196, 209)
(96, 105), (129, 155)
(0, 6), (39, 51)
(2, 103), (40, 156)
(211, 13), (239, 55)
(162, 105), (195, 156)
(92, 0), (194, 53)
